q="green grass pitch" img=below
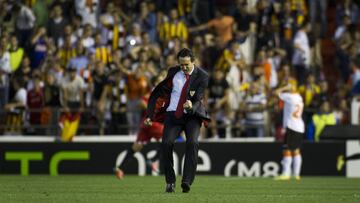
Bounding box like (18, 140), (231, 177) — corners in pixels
(0, 175), (359, 202)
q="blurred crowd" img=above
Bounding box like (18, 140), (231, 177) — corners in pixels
(0, 0), (359, 141)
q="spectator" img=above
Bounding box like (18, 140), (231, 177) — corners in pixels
(58, 25), (77, 48)
(0, 2), (16, 33)
(159, 8), (188, 45)
(177, 0), (193, 20)
(9, 35), (24, 72)
(0, 43), (11, 110)
(81, 24), (95, 49)
(336, 18), (360, 79)
(138, 2), (157, 43)
(91, 60), (109, 135)
(189, 9), (234, 48)
(59, 65), (85, 140)
(289, 0), (307, 27)
(232, 0), (255, 42)
(191, 36), (206, 67)
(215, 40), (244, 73)
(75, 0), (100, 28)
(130, 32), (161, 65)
(13, 56), (32, 86)
(162, 53), (177, 70)
(71, 14), (84, 39)
(93, 33), (110, 65)
(226, 56), (252, 119)
(125, 23), (142, 54)
(278, 63), (298, 88)
(104, 9), (130, 50)
(47, 5), (68, 44)
(335, 0), (359, 27)
(241, 80), (267, 137)
(292, 21), (311, 85)
(30, 26), (49, 69)
(27, 75), (45, 135)
(263, 47), (280, 89)
(61, 65), (85, 110)
(310, 80), (330, 110)
(43, 73), (61, 135)
(68, 41), (89, 74)
(107, 51), (128, 135)
(309, 0), (327, 38)
(130, 49), (157, 79)
(334, 98), (350, 125)
(205, 69), (231, 138)
(278, 1), (297, 62)
(119, 61), (149, 135)
(298, 74), (320, 122)
(307, 100), (337, 142)
(32, 0), (49, 27)
(58, 35), (76, 67)
(4, 79), (27, 135)
(14, 2), (36, 47)
(99, 1), (116, 29)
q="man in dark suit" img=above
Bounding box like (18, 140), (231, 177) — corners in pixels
(145, 48), (210, 193)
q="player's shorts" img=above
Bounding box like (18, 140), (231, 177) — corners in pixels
(283, 128), (303, 150)
(136, 121), (164, 144)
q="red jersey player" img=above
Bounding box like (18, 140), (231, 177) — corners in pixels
(115, 71), (167, 179)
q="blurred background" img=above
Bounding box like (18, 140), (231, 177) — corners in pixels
(0, 0), (359, 143)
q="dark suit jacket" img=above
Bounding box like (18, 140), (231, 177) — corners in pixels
(146, 66), (211, 123)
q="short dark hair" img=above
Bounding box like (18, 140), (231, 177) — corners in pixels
(177, 48), (195, 62)
(299, 19), (310, 29)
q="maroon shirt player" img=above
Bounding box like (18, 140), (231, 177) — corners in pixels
(27, 76), (45, 134)
(115, 71), (167, 179)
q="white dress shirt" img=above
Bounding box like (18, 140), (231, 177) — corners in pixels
(292, 30), (310, 67)
(167, 68), (194, 112)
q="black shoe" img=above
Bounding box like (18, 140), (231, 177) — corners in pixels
(181, 182), (190, 193)
(165, 183), (175, 193)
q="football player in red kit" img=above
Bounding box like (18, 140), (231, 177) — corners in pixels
(115, 72), (167, 179)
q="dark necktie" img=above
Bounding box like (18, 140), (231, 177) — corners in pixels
(175, 74), (190, 118)
(240, 69), (243, 83)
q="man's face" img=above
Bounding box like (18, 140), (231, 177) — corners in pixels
(214, 70), (224, 81)
(70, 70), (77, 79)
(250, 82), (259, 94)
(321, 101), (330, 113)
(170, 9), (178, 20)
(54, 6), (62, 18)
(34, 78), (41, 90)
(10, 36), (18, 47)
(178, 56), (194, 74)
(95, 62), (105, 75)
(64, 25), (72, 34)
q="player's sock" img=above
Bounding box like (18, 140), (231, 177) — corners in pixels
(345, 153), (360, 161)
(293, 150), (302, 177)
(149, 146), (161, 162)
(337, 155), (345, 171)
(118, 148), (135, 170)
(280, 150), (292, 177)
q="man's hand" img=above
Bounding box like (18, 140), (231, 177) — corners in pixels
(97, 101), (105, 113)
(183, 100), (192, 110)
(4, 104), (12, 110)
(144, 117), (153, 126)
(63, 107), (70, 113)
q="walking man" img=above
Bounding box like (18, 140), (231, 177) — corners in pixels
(144, 48), (210, 193)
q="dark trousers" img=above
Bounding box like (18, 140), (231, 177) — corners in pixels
(294, 65), (308, 86)
(162, 112), (201, 185)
